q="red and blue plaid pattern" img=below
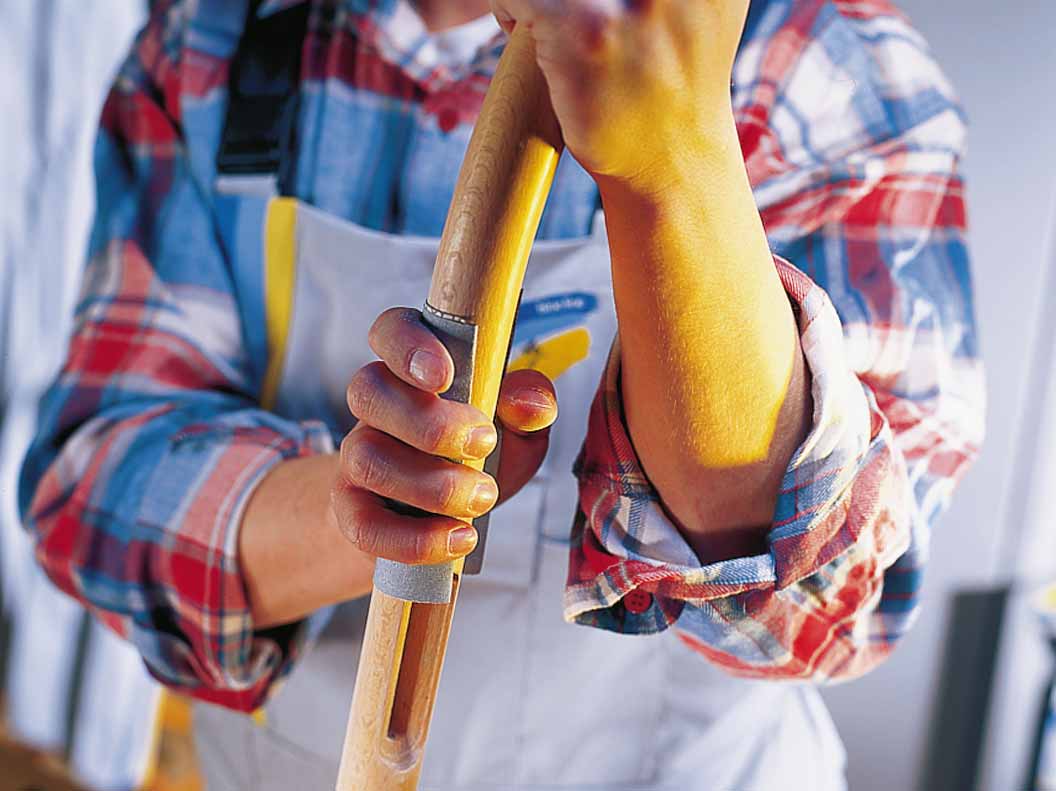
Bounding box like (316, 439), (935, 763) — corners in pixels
(19, 0), (982, 709)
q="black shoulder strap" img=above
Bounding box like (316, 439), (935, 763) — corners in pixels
(216, 0), (310, 195)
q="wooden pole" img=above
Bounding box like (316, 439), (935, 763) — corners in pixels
(335, 26), (562, 791)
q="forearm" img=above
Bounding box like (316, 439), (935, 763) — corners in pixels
(240, 454), (375, 628)
(598, 112), (811, 561)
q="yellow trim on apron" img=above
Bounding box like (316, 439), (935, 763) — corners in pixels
(140, 692), (203, 791)
(242, 196), (302, 728)
(261, 197), (299, 411)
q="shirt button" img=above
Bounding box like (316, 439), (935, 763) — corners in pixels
(624, 589), (653, 614)
(438, 107), (460, 133)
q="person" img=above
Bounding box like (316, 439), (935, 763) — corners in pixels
(19, 0), (984, 788)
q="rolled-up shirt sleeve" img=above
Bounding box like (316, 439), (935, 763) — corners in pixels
(18, 17), (331, 711)
(567, 258), (942, 681)
(565, 8), (984, 682)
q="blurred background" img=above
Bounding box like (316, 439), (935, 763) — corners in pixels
(0, 1), (1054, 790)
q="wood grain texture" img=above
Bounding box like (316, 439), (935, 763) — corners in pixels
(335, 26), (562, 791)
(335, 584), (460, 790)
(429, 25), (563, 423)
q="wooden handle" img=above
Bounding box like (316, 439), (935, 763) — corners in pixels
(429, 25), (562, 419)
(335, 585), (459, 789)
(335, 27), (562, 791)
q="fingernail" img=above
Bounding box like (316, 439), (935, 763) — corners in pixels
(469, 481), (498, 514)
(514, 389), (554, 412)
(464, 425), (497, 458)
(448, 526), (477, 556)
(409, 349), (444, 388)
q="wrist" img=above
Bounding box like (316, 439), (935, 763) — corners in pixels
(240, 454), (375, 628)
(593, 102), (742, 206)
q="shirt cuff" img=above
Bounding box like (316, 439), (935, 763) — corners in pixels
(138, 418), (334, 712)
(564, 257), (879, 634)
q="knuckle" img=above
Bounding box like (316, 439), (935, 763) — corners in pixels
(345, 437), (388, 491)
(419, 414), (452, 455)
(377, 523), (424, 565)
(354, 523), (382, 557)
(346, 364), (384, 419)
(375, 308), (424, 351)
(372, 529), (401, 562)
(338, 431), (359, 469)
(370, 307), (407, 340)
(330, 486), (368, 549)
(433, 473), (461, 514)
(410, 529), (435, 564)
(341, 515), (366, 551)
(340, 426), (370, 463)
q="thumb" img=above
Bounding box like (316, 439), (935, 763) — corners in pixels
(493, 368), (557, 502)
(494, 424), (551, 504)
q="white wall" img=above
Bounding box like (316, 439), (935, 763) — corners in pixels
(0, 3), (158, 789)
(983, 282), (1056, 791)
(821, 2), (1056, 790)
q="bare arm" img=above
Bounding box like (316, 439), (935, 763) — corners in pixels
(600, 126), (811, 561)
(491, 0), (811, 560)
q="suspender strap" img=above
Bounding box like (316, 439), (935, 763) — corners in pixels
(217, 0), (310, 196)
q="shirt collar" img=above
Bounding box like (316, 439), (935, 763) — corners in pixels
(257, 0), (504, 86)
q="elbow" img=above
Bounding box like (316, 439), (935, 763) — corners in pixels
(678, 609), (904, 685)
(677, 554), (911, 684)
(790, 550), (917, 685)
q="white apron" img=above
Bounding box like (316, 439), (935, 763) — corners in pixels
(193, 196), (848, 791)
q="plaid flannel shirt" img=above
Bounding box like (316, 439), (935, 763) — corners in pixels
(19, 0), (984, 711)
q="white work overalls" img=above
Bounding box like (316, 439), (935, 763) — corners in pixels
(187, 5), (848, 789)
(190, 197), (847, 790)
